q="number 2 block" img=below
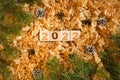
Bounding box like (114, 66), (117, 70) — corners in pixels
(60, 31), (70, 41)
(40, 31), (49, 41)
(71, 31), (81, 41)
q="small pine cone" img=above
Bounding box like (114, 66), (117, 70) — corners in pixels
(82, 19), (91, 26)
(28, 49), (35, 55)
(33, 68), (43, 76)
(86, 45), (95, 54)
(36, 8), (45, 17)
(97, 17), (107, 26)
(57, 12), (64, 19)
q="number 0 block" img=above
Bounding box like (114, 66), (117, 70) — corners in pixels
(40, 31), (50, 41)
(50, 31), (60, 41)
(71, 31), (81, 41)
(60, 31), (70, 41)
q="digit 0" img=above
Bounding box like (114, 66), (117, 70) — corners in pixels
(52, 32), (58, 39)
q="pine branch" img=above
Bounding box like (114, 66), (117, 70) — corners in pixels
(45, 54), (96, 80)
(100, 27), (120, 80)
(111, 28), (120, 47)
(0, 0), (39, 58)
(18, 0), (42, 5)
(0, 64), (13, 80)
(101, 50), (120, 80)
(0, 1), (42, 79)
(68, 54), (96, 80)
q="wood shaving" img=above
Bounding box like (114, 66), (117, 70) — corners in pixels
(0, 74), (2, 80)
(9, 0), (120, 79)
(0, 44), (4, 51)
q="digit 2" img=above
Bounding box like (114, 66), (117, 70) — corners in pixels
(60, 31), (70, 41)
(40, 31), (49, 41)
(71, 31), (80, 41)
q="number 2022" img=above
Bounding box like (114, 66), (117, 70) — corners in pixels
(40, 31), (81, 41)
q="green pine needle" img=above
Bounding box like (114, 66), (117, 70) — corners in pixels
(111, 28), (120, 47)
(101, 50), (120, 80)
(45, 55), (96, 80)
(0, 1), (42, 79)
(0, 62), (14, 80)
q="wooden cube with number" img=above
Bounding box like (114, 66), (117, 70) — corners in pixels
(60, 31), (70, 41)
(71, 31), (81, 41)
(40, 31), (50, 41)
(50, 31), (60, 41)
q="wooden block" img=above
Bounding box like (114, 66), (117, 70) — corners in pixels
(39, 30), (81, 41)
(60, 31), (70, 41)
(40, 31), (50, 41)
(70, 30), (81, 41)
(50, 31), (60, 41)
